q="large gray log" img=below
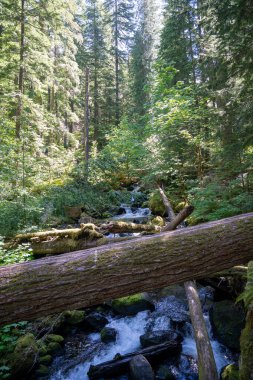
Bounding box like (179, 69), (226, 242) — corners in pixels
(0, 213), (253, 325)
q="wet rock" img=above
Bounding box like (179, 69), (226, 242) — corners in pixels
(47, 341), (62, 354)
(129, 355), (155, 380)
(64, 310), (86, 325)
(38, 354), (52, 365)
(10, 333), (39, 375)
(156, 365), (176, 380)
(210, 300), (245, 351)
(112, 294), (155, 316)
(220, 364), (239, 380)
(100, 327), (117, 343)
(85, 312), (109, 330)
(117, 207), (127, 215)
(140, 330), (183, 348)
(79, 212), (96, 224)
(36, 364), (49, 377)
(155, 296), (190, 328)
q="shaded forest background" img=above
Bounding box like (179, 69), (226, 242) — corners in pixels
(0, 0), (253, 237)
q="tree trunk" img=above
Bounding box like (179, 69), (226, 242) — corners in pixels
(0, 213), (253, 325)
(157, 188), (218, 380)
(88, 341), (181, 379)
(184, 281), (218, 380)
(114, 0), (120, 126)
(157, 185), (175, 221)
(84, 67), (90, 177)
(16, 0), (25, 139)
(163, 206), (194, 231)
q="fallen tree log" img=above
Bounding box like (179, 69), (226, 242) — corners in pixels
(100, 221), (160, 234)
(5, 224), (106, 256)
(88, 341), (181, 379)
(0, 212), (253, 325)
(157, 186), (218, 380)
(162, 205), (194, 231)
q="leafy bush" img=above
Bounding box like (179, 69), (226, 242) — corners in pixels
(188, 180), (253, 225)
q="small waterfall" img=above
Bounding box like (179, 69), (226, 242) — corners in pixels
(49, 292), (235, 380)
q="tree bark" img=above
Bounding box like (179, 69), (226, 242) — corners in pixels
(162, 206), (194, 231)
(184, 281), (218, 380)
(157, 185), (175, 221)
(0, 213), (253, 325)
(84, 67), (90, 177)
(100, 221), (160, 234)
(88, 341), (181, 379)
(157, 189), (218, 380)
(16, 0), (25, 139)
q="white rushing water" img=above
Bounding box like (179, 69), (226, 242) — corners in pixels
(51, 311), (149, 380)
(50, 295), (234, 380)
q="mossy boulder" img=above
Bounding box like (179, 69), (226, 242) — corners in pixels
(151, 216), (165, 227)
(111, 294), (155, 316)
(45, 334), (64, 344)
(101, 327), (117, 343)
(11, 333), (39, 375)
(148, 192), (167, 216)
(220, 364), (239, 380)
(36, 364), (49, 377)
(210, 300), (245, 351)
(46, 342), (62, 354)
(38, 355), (52, 365)
(33, 313), (66, 335)
(64, 310), (86, 325)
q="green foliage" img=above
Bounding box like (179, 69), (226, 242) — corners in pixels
(237, 262), (253, 308)
(0, 322), (28, 379)
(189, 180), (253, 225)
(0, 238), (33, 265)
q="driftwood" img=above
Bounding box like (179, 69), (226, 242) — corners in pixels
(88, 341), (181, 379)
(157, 187), (218, 380)
(0, 213), (253, 325)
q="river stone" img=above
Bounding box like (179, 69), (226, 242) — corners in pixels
(85, 312), (109, 330)
(129, 355), (155, 380)
(140, 330), (183, 348)
(156, 365), (176, 380)
(64, 310), (86, 325)
(111, 294), (155, 316)
(210, 300), (245, 351)
(220, 364), (239, 380)
(101, 327), (117, 343)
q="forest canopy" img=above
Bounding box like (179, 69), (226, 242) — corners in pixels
(0, 0), (252, 237)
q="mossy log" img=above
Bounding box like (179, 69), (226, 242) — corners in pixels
(6, 224), (106, 255)
(0, 213), (253, 325)
(100, 221), (161, 234)
(88, 341), (181, 379)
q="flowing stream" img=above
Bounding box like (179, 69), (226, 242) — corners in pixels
(49, 188), (236, 380)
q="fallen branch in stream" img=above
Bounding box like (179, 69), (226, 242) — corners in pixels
(157, 185), (219, 380)
(88, 341), (181, 379)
